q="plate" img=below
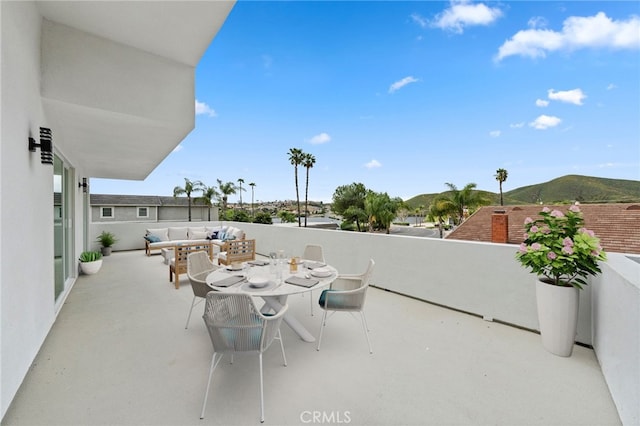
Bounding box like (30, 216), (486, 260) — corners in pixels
(248, 276), (269, 288)
(311, 267), (332, 278)
(226, 264), (244, 271)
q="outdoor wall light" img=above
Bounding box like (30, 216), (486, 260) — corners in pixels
(28, 127), (53, 165)
(78, 177), (88, 193)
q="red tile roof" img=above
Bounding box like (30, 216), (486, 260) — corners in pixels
(446, 203), (640, 254)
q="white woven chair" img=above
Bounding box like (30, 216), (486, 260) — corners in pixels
(200, 292), (288, 423)
(303, 244), (326, 316)
(316, 259), (375, 354)
(185, 251), (218, 329)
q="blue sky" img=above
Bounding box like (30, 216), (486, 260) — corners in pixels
(92, 1), (640, 204)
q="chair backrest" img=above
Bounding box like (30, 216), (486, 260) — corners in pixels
(174, 243), (213, 273)
(322, 259), (375, 311)
(188, 251), (218, 298)
(303, 244), (325, 263)
(221, 239), (256, 265)
(203, 292), (284, 353)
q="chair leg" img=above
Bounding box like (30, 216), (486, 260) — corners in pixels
(259, 352), (265, 423)
(276, 329), (287, 366)
(309, 290), (314, 316)
(360, 312), (373, 354)
(185, 296), (196, 329)
(316, 310), (328, 351)
(200, 352), (222, 419)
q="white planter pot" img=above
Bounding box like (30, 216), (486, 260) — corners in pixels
(535, 278), (579, 357)
(80, 259), (103, 275)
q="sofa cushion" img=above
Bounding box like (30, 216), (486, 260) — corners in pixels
(227, 226), (245, 240)
(146, 228), (169, 241)
(188, 227), (206, 239)
(190, 231), (208, 240)
(168, 227), (188, 240)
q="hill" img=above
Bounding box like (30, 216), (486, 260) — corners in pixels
(405, 175), (640, 209)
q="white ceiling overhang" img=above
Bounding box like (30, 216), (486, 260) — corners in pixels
(36, 1), (235, 180)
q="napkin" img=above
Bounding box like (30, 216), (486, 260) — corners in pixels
(248, 260), (269, 266)
(211, 275), (245, 287)
(304, 261), (326, 269)
(285, 276), (319, 288)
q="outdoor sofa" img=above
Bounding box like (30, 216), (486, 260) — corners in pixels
(144, 225), (246, 256)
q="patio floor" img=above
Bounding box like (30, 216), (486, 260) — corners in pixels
(2, 251), (620, 425)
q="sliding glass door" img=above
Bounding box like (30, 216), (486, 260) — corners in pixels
(54, 155), (74, 302)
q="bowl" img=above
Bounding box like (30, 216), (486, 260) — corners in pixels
(311, 267), (332, 278)
(248, 276), (269, 288)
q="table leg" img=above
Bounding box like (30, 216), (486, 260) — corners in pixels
(262, 295), (316, 342)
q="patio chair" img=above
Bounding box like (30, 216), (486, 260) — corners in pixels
(185, 251), (218, 329)
(200, 292), (288, 423)
(217, 239), (256, 265)
(303, 244), (326, 316)
(169, 242), (213, 289)
(316, 259), (375, 354)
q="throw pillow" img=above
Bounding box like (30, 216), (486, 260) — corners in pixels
(146, 234), (161, 243)
(207, 231), (219, 240)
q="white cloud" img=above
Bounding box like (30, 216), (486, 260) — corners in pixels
(389, 76), (419, 93)
(195, 100), (217, 117)
(607, 83), (617, 90)
(410, 13), (428, 29)
(529, 115), (562, 130)
(496, 12), (640, 61)
(489, 130), (501, 137)
(365, 159), (382, 169)
(527, 16), (548, 29)
(548, 88), (586, 105)
(536, 99), (549, 107)
(309, 133), (331, 145)
(510, 122), (525, 128)
(432, 0), (503, 34)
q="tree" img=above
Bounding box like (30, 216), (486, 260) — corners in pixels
(216, 179), (237, 217)
(237, 178), (246, 209)
(443, 182), (490, 225)
(495, 168), (508, 206)
(364, 191), (400, 234)
(288, 148), (304, 227)
(197, 185), (219, 221)
(173, 178), (204, 222)
(428, 197), (456, 238)
(302, 152), (316, 227)
(278, 210), (297, 223)
(342, 205), (368, 232)
(249, 182), (256, 217)
(332, 182), (368, 217)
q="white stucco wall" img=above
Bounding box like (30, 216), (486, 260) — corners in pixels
(1, 2), (55, 416)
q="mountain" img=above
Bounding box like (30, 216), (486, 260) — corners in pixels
(404, 175), (640, 209)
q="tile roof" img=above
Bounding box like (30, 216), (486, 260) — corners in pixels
(90, 194), (209, 207)
(446, 203), (640, 255)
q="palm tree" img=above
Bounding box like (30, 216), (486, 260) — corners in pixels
(237, 178), (245, 209)
(302, 152), (316, 227)
(249, 182), (256, 218)
(216, 179), (237, 218)
(197, 185), (219, 221)
(173, 178), (204, 222)
(444, 182), (489, 225)
(429, 197), (457, 238)
(495, 168), (508, 206)
(288, 148), (304, 227)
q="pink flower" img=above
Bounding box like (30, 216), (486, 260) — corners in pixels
(524, 217), (533, 224)
(519, 243), (528, 253)
(569, 205), (581, 213)
(541, 226), (551, 234)
(547, 252), (557, 260)
(550, 210), (564, 218)
(563, 237), (574, 247)
(580, 228), (595, 237)
(562, 246), (574, 255)
(523, 233), (528, 239)
(531, 243), (541, 251)
(530, 225), (539, 233)
(542, 207), (551, 213)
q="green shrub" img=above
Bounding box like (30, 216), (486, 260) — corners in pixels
(79, 251), (102, 262)
(96, 231), (117, 247)
(253, 212), (273, 224)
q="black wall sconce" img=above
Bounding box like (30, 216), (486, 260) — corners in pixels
(78, 177), (88, 193)
(28, 127), (53, 165)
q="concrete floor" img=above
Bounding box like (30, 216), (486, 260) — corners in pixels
(2, 251), (621, 426)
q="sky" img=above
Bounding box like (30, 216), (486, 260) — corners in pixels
(91, 1), (640, 204)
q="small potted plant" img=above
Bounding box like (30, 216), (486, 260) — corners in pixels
(96, 231), (118, 256)
(515, 204), (607, 356)
(79, 251), (103, 275)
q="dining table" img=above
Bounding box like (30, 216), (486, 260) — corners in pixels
(205, 259), (338, 342)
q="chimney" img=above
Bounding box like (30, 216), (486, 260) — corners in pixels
(491, 210), (508, 243)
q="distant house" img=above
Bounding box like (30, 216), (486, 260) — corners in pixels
(90, 194), (219, 223)
(446, 203), (640, 255)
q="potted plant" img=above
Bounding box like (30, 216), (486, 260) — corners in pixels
(79, 251), (103, 275)
(96, 231), (118, 256)
(516, 205), (607, 356)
